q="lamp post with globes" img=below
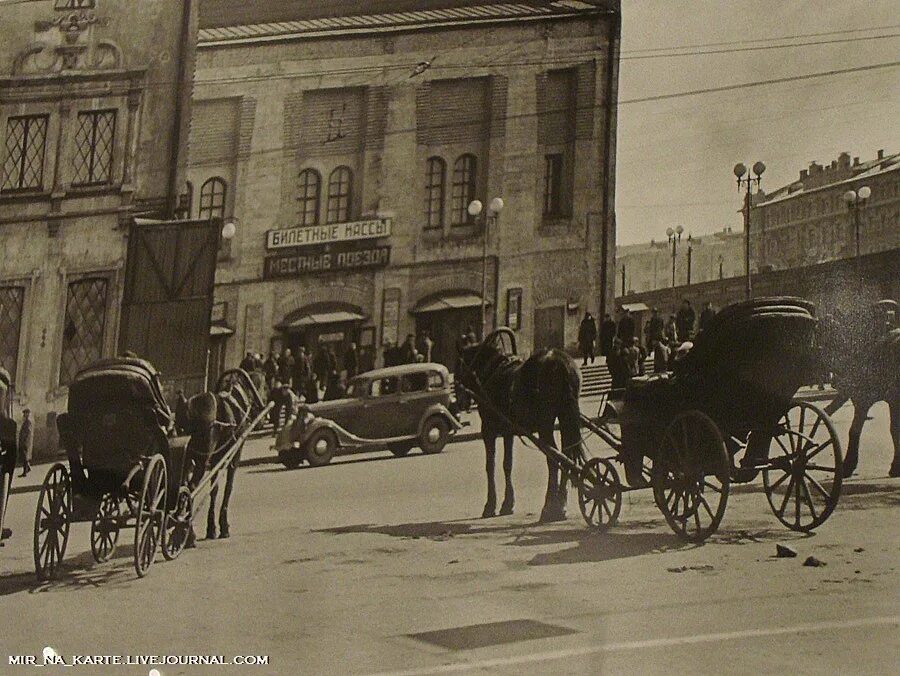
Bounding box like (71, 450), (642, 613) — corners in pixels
(467, 197), (504, 337)
(665, 225), (684, 287)
(842, 185), (871, 260)
(734, 161), (766, 300)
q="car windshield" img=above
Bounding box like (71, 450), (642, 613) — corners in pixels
(401, 372), (429, 393)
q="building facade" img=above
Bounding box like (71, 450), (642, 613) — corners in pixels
(0, 0), (197, 455)
(750, 150), (900, 270)
(615, 228), (744, 296)
(189, 0), (620, 373)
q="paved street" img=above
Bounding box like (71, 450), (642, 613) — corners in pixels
(1, 399), (897, 675)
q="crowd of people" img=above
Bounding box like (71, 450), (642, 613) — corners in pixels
(0, 366), (33, 546)
(577, 299), (719, 389)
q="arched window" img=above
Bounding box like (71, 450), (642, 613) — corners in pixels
(326, 166), (353, 223)
(450, 154), (477, 225)
(424, 156), (445, 230)
(198, 177), (227, 220)
(298, 169), (321, 226)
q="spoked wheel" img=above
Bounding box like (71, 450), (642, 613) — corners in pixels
(33, 464), (72, 582)
(763, 401), (842, 532)
(652, 410), (730, 543)
(134, 455), (166, 578)
(90, 493), (122, 563)
(162, 486), (193, 561)
(577, 457), (622, 532)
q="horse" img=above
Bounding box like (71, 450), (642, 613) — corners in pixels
(820, 300), (900, 478)
(456, 329), (583, 522)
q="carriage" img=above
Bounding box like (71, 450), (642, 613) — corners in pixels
(33, 359), (270, 581)
(465, 297), (844, 543)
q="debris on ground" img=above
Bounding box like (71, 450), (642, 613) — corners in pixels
(803, 556), (826, 567)
(775, 544), (798, 558)
(854, 547), (865, 553)
(448, 559), (459, 565)
(666, 565), (714, 573)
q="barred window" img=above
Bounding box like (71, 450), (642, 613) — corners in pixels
(60, 277), (109, 386)
(73, 109), (116, 185)
(450, 154), (477, 225)
(298, 169), (321, 226)
(2, 114), (48, 192)
(424, 156), (445, 230)
(543, 153), (564, 217)
(0, 286), (25, 385)
(326, 166), (352, 224)
(198, 177), (227, 220)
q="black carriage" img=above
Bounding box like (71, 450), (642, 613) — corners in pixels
(577, 297), (843, 541)
(33, 360), (270, 580)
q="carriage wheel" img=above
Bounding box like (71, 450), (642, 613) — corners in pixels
(763, 401), (842, 532)
(577, 457), (622, 532)
(33, 464), (72, 582)
(652, 410), (730, 543)
(90, 494), (122, 563)
(133, 455), (166, 578)
(162, 486), (193, 561)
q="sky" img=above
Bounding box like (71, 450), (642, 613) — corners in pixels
(615, 0), (900, 244)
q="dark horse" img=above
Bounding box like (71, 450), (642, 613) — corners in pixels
(820, 300), (900, 477)
(456, 329), (583, 522)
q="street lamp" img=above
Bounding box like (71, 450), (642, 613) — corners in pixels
(686, 234), (693, 286)
(842, 185), (871, 259)
(221, 217), (238, 241)
(665, 225), (684, 287)
(734, 160), (766, 299)
(621, 264), (626, 296)
(718, 254), (724, 280)
(468, 197), (504, 337)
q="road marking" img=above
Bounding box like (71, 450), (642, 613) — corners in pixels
(371, 615), (899, 675)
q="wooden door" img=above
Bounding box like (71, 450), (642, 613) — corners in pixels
(534, 306), (565, 350)
(119, 217), (221, 397)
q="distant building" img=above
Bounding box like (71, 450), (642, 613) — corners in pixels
(0, 0), (197, 455)
(750, 150), (900, 270)
(615, 228), (744, 295)
(188, 0), (621, 373)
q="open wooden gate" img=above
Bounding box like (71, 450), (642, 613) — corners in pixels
(119, 217), (221, 398)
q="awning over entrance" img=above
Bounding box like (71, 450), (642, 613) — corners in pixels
(281, 310), (365, 329)
(210, 324), (235, 337)
(412, 293), (488, 314)
(621, 302), (650, 313)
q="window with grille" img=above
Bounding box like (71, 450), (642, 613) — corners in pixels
(298, 169), (321, 226)
(424, 156), (445, 230)
(450, 154), (477, 225)
(73, 109), (116, 186)
(326, 166), (352, 223)
(0, 286), (25, 385)
(60, 277), (109, 386)
(543, 154), (564, 217)
(2, 115), (48, 192)
(199, 177), (227, 220)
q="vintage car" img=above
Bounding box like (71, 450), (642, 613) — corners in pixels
(275, 363), (462, 468)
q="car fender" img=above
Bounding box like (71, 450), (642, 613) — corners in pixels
(417, 404), (462, 438)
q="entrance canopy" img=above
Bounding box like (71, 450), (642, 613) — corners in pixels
(412, 292), (488, 314)
(280, 310), (365, 330)
(621, 302), (650, 313)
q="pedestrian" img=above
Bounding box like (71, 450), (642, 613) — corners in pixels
(616, 307), (635, 343)
(269, 380), (296, 433)
(0, 366), (17, 544)
(664, 314), (679, 346)
(17, 408), (32, 477)
(599, 313), (616, 358)
(262, 352), (279, 390)
(654, 337), (671, 373)
(645, 307), (664, 350)
(698, 301), (715, 333)
(239, 351), (257, 373)
(278, 348), (295, 388)
(676, 299), (696, 342)
(324, 372), (346, 401)
(416, 331), (434, 363)
(607, 338), (629, 390)
(400, 334), (418, 364)
(312, 343), (330, 390)
(578, 312), (598, 365)
(344, 342), (359, 379)
(623, 337), (642, 377)
(292, 346), (311, 399)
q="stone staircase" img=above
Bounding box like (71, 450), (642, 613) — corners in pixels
(579, 358), (653, 398)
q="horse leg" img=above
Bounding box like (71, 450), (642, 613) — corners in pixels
(218, 463), (237, 538)
(499, 435), (515, 516)
(207, 478), (219, 540)
(556, 405), (583, 517)
(889, 398), (900, 478)
(842, 400), (869, 478)
(185, 459), (201, 548)
(482, 434), (497, 518)
(539, 427), (565, 523)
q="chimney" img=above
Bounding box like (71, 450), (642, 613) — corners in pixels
(853, 157), (859, 166)
(878, 149), (884, 160)
(800, 169), (808, 181)
(838, 152), (850, 168)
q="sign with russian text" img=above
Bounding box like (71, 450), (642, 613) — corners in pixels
(266, 219), (392, 250)
(263, 245), (391, 279)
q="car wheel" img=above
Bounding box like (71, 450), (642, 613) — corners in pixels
(306, 428), (338, 467)
(389, 443), (413, 457)
(279, 447), (304, 469)
(419, 416), (450, 455)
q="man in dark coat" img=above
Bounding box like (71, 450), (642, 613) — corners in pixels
(0, 366), (17, 544)
(262, 352), (279, 390)
(344, 342), (359, 379)
(278, 348), (295, 387)
(578, 312), (598, 365)
(399, 334), (417, 364)
(616, 307), (635, 343)
(292, 347), (311, 399)
(18, 407), (32, 477)
(599, 313), (616, 357)
(312, 344), (330, 387)
(239, 351), (257, 373)
(698, 301), (716, 333)
(676, 299), (696, 342)
(645, 307), (664, 350)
